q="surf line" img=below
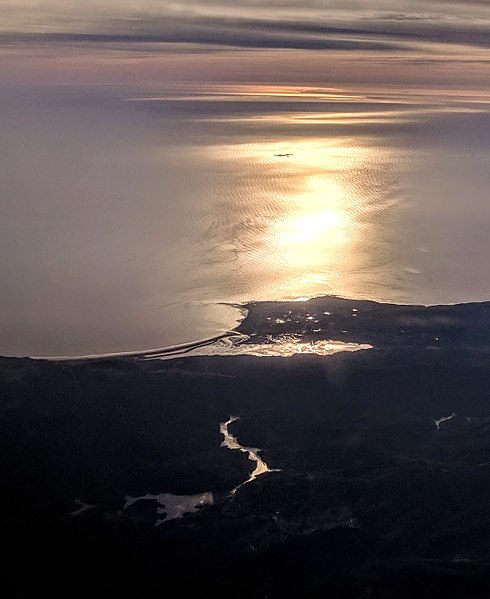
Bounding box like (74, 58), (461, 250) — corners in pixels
(33, 331), (247, 362)
(142, 332), (248, 360)
(220, 416), (280, 495)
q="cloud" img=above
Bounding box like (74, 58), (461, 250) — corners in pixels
(0, 30), (404, 53)
(1, 1), (490, 53)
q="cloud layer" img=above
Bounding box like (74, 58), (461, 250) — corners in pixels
(2, 0), (490, 52)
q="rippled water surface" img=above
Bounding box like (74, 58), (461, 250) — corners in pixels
(1, 85), (490, 356)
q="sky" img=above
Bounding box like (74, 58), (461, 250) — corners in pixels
(1, 0), (490, 88)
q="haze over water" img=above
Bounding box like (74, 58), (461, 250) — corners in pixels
(1, 1), (490, 357)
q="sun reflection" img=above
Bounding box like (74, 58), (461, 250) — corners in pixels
(277, 209), (340, 244)
(267, 165), (351, 287)
(197, 135), (404, 304)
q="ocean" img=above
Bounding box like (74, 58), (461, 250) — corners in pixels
(1, 83), (489, 357)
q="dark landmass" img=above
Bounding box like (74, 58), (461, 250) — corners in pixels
(238, 295), (490, 351)
(1, 296), (490, 597)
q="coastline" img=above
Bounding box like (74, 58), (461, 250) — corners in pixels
(8, 294), (490, 362)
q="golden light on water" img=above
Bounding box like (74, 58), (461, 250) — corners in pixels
(270, 176), (349, 281)
(197, 130), (413, 306)
(243, 139), (365, 300)
(276, 208), (341, 244)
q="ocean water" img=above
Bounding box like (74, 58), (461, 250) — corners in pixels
(1, 84), (490, 357)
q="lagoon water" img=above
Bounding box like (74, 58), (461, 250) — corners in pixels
(1, 84), (490, 357)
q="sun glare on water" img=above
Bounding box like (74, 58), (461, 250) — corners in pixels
(277, 208), (341, 244)
(267, 159), (352, 296)
(199, 136), (399, 304)
(272, 175), (348, 250)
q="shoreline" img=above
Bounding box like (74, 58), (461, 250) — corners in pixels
(4, 294), (490, 362)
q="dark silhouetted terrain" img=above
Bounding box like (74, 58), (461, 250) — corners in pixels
(1, 297), (490, 597)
